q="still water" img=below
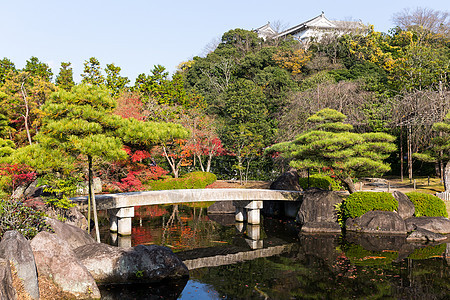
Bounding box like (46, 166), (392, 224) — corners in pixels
(98, 204), (450, 299)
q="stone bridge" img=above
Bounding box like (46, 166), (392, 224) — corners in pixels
(71, 188), (303, 235)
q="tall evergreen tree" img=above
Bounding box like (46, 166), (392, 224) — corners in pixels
(56, 62), (75, 91)
(23, 56), (53, 82)
(81, 57), (105, 86)
(0, 58), (16, 85)
(105, 63), (130, 97)
(220, 79), (271, 183)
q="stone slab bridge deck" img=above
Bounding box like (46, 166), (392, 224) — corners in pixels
(71, 188), (303, 236)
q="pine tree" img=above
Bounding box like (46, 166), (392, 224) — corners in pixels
(415, 112), (450, 191)
(0, 58), (16, 85)
(23, 56), (53, 82)
(81, 57), (105, 86)
(268, 108), (396, 193)
(55, 62), (75, 91)
(105, 63), (130, 97)
(37, 84), (189, 239)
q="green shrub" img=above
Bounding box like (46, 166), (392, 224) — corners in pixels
(149, 172), (217, 191)
(37, 175), (78, 221)
(298, 174), (342, 191)
(342, 191), (398, 220)
(406, 192), (448, 217)
(0, 198), (53, 239)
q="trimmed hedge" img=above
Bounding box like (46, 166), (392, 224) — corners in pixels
(342, 191), (398, 220)
(149, 172), (217, 191)
(298, 174), (342, 191)
(406, 192), (448, 218)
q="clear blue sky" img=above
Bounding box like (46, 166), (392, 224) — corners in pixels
(1, 0), (448, 83)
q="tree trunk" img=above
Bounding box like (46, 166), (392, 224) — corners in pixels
(400, 127), (404, 182)
(444, 162), (450, 192)
(88, 155), (100, 242)
(440, 132), (444, 183)
(162, 146), (181, 178)
(206, 153), (213, 173)
(341, 176), (357, 194)
(237, 156), (243, 185)
(20, 81), (33, 146)
(407, 125), (413, 182)
(196, 154), (205, 172)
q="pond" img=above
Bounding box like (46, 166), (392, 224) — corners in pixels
(97, 204), (450, 299)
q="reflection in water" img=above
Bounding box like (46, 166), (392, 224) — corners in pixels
(99, 277), (188, 300)
(98, 205), (450, 299)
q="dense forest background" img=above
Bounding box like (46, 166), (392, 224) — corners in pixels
(0, 7), (449, 194)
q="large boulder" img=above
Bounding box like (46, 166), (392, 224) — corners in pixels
(270, 169), (302, 191)
(0, 231), (39, 299)
(11, 185), (27, 200)
(393, 191), (415, 219)
(346, 211), (407, 234)
(75, 243), (189, 285)
(45, 217), (96, 250)
(207, 201), (235, 214)
(297, 189), (342, 224)
(265, 170), (302, 217)
(30, 232), (101, 299)
(44, 206), (88, 230)
(405, 217), (450, 234)
(0, 258), (16, 300)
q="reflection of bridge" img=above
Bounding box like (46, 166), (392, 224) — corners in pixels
(71, 189), (303, 235)
(179, 242), (296, 270)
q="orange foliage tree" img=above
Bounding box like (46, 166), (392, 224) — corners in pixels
(273, 48), (311, 75)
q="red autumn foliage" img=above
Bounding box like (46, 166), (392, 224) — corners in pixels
(113, 92), (145, 121)
(0, 163), (36, 191)
(105, 146), (169, 193)
(131, 150), (151, 162)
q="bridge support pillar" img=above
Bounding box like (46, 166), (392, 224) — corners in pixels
(233, 200), (263, 224)
(246, 224), (263, 249)
(109, 207), (134, 236)
(235, 207), (247, 222)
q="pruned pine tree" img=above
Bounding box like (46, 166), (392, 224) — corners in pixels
(38, 84), (189, 240)
(268, 108), (396, 193)
(415, 112), (450, 191)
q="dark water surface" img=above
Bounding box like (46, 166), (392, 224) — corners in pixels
(97, 205), (450, 299)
